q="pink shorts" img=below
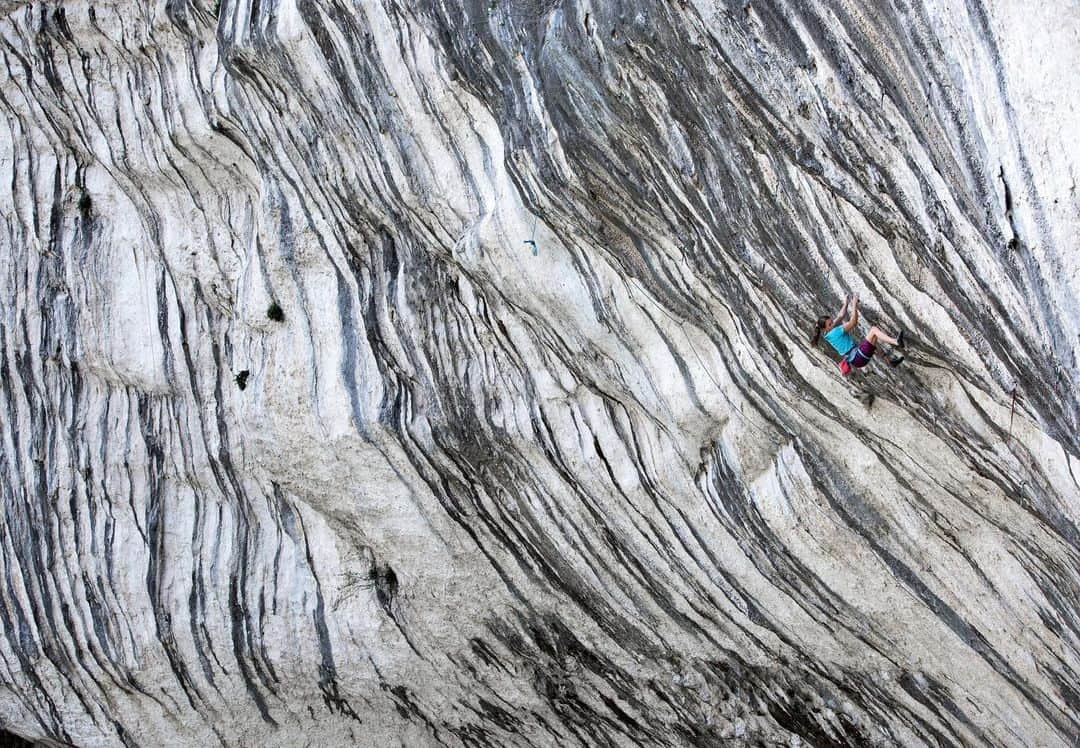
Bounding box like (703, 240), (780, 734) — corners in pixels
(847, 340), (876, 368)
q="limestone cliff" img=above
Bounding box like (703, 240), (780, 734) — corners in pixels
(1, 0), (1078, 745)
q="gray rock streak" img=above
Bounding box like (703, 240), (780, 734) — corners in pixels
(1, 0), (1078, 745)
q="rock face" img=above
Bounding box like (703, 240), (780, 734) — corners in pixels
(1, 0), (1078, 745)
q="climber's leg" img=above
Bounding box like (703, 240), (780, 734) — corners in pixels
(866, 325), (899, 347)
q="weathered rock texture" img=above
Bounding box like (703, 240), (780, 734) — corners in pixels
(2, 0), (1079, 745)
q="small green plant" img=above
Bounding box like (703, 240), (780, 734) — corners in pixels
(234, 370), (250, 390)
(266, 301), (285, 322)
(77, 192), (92, 217)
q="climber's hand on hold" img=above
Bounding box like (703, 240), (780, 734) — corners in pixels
(843, 294), (860, 332)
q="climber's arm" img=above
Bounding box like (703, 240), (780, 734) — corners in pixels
(842, 294), (860, 332)
(830, 294), (849, 327)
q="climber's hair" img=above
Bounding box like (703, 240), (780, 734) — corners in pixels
(810, 315), (831, 346)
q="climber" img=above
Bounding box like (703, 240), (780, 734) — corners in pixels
(810, 293), (904, 375)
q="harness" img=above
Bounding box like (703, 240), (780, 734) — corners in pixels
(837, 343), (869, 376)
(847, 344), (871, 363)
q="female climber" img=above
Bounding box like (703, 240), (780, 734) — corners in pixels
(810, 293), (904, 374)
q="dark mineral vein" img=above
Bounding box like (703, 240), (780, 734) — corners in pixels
(0, 0), (1078, 746)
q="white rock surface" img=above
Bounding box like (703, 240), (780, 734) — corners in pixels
(0, 0), (1078, 745)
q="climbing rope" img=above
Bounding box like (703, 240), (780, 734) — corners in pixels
(524, 212), (538, 255)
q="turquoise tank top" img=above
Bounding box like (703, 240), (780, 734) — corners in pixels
(823, 326), (857, 355)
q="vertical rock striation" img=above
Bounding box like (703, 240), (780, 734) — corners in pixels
(1, 0), (1078, 745)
